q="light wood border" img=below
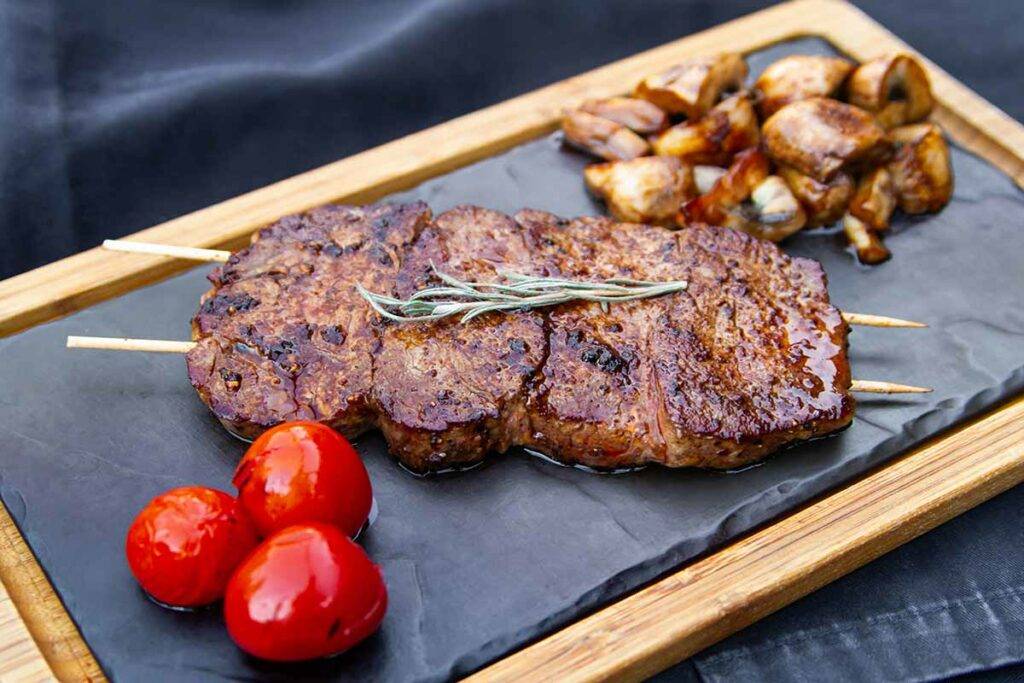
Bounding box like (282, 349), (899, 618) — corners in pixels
(1, 1), (1023, 680)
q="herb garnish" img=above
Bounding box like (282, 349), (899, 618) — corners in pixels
(357, 264), (688, 324)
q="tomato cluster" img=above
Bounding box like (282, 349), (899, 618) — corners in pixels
(125, 421), (386, 662)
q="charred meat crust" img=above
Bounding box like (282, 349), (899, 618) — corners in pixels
(189, 202), (853, 472)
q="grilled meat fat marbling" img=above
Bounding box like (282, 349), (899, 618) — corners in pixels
(188, 202), (853, 473)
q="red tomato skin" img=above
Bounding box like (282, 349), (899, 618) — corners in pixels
(233, 421), (372, 538)
(224, 523), (387, 661)
(125, 486), (258, 608)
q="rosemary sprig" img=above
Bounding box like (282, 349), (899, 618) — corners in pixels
(356, 264), (688, 324)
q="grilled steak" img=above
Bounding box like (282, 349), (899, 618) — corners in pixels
(188, 202), (853, 472)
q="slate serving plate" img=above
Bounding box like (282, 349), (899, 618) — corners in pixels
(2, 38), (1023, 682)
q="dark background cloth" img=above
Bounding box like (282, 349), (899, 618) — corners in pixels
(1, 1), (1022, 680)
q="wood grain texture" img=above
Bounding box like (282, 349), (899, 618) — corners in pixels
(1, 1), (1023, 681)
(0, 505), (102, 682)
(470, 395), (1024, 682)
(0, 575), (56, 682)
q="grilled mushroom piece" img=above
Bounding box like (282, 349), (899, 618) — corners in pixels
(888, 123), (953, 214)
(579, 97), (669, 135)
(849, 167), (896, 231)
(847, 54), (933, 130)
(650, 93), (760, 165)
(634, 53), (748, 119)
(762, 97), (892, 183)
(681, 149), (806, 241)
(843, 213), (891, 265)
(584, 156), (695, 225)
(561, 109), (650, 161)
(777, 165), (854, 228)
(753, 55), (854, 118)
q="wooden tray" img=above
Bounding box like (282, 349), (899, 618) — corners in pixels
(2, 1), (1023, 680)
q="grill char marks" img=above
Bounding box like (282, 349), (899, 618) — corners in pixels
(514, 211), (852, 470)
(651, 226), (852, 468)
(372, 206), (548, 472)
(187, 202), (853, 472)
(514, 210), (676, 468)
(187, 202), (431, 440)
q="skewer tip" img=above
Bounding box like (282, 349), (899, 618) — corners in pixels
(842, 312), (927, 329)
(851, 379), (932, 394)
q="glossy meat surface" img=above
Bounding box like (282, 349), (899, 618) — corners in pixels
(188, 203), (853, 472)
(188, 202), (430, 440)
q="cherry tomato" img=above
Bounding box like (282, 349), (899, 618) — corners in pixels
(125, 486), (258, 608)
(232, 421), (372, 538)
(224, 523), (387, 661)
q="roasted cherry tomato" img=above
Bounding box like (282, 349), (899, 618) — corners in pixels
(125, 486), (258, 608)
(224, 523), (387, 661)
(233, 421), (372, 538)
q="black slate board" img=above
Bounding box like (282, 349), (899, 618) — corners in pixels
(2, 38), (1024, 682)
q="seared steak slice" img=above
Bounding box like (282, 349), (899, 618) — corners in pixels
(372, 206), (547, 473)
(186, 202), (430, 439)
(515, 210), (852, 470)
(651, 225), (851, 468)
(513, 210), (671, 468)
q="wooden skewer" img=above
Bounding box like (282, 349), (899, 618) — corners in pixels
(64, 336), (932, 394)
(848, 379), (932, 394)
(102, 239), (231, 263)
(100, 240), (927, 329)
(66, 336), (197, 354)
(840, 312), (927, 329)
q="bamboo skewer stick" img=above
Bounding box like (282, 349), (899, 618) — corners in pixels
(64, 336), (932, 394)
(848, 380), (932, 394)
(102, 240), (231, 263)
(66, 336), (197, 354)
(100, 240), (927, 329)
(840, 312), (927, 329)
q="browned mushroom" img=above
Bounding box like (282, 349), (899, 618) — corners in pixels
(762, 97), (892, 183)
(561, 109), (650, 161)
(579, 97), (669, 135)
(584, 156), (695, 225)
(650, 93), (760, 165)
(634, 53), (748, 119)
(849, 167), (896, 231)
(847, 54), (933, 130)
(680, 148), (806, 241)
(843, 213), (891, 264)
(888, 123), (953, 213)
(777, 165), (854, 228)
(753, 55), (854, 118)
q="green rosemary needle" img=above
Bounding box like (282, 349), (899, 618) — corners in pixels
(356, 264), (688, 323)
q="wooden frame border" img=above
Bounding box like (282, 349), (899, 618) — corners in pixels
(1, 1), (1023, 680)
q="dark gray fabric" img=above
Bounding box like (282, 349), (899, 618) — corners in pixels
(1, 1), (1023, 681)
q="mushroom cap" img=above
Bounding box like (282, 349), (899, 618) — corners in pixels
(579, 97), (669, 135)
(562, 109), (650, 161)
(584, 156), (695, 225)
(847, 54), (934, 129)
(754, 55), (854, 118)
(849, 166), (896, 231)
(634, 53), (748, 119)
(650, 92), (760, 165)
(777, 165), (854, 228)
(888, 123), (953, 213)
(762, 97), (892, 182)
(680, 150), (806, 242)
